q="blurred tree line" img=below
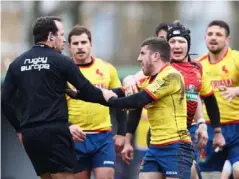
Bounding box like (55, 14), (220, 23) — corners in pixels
(27, 1), (239, 66)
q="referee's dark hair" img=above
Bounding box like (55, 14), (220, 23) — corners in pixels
(33, 16), (62, 44)
(141, 37), (171, 63)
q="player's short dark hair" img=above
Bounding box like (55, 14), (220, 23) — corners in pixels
(155, 23), (169, 36)
(68, 25), (92, 44)
(207, 20), (230, 36)
(141, 37), (171, 63)
(33, 16), (62, 44)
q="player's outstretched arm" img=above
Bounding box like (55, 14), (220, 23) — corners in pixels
(103, 90), (154, 109)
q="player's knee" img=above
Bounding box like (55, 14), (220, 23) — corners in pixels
(232, 162), (239, 178)
(40, 173), (52, 179)
(220, 160), (233, 179)
(139, 172), (163, 179)
(75, 170), (91, 179)
(94, 168), (115, 179)
(50, 172), (74, 179)
(191, 162), (199, 179)
(201, 172), (221, 179)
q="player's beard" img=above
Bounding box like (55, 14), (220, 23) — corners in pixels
(77, 51), (91, 63)
(208, 44), (226, 55)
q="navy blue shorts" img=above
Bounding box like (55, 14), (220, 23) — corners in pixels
(74, 131), (115, 172)
(199, 123), (239, 172)
(140, 142), (194, 179)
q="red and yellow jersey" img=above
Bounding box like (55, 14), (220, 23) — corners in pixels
(138, 64), (191, 145)
(135, 109), (149, 150)
(171, 61), (213, 126)
(67, 57), (121, 131)
(199, 48), (239, 124)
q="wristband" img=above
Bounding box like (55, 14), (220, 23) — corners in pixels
(196, 118), (206, 126)
(214, 128), (222, 134)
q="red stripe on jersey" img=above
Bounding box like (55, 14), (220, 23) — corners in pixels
(171, 61), (202, 126)
(144, 89), (158, 101)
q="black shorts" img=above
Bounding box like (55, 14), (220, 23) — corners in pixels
(21, 122), (77, 176)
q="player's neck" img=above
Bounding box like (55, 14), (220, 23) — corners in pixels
(152, 62), (168, 75)
(73, 56), (92, 65)
(209, 46), (228, 63)
(182, 56), (189, 62)
(37, 41), (54, 48)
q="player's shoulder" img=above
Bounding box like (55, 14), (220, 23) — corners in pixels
(167, 64), (181, 74)
(95, 57), (117, 70)
(230, 48), (239, 58)
(190, 59), (203, 72)
(191, 59), (201, 66)
(197, 53), (209, 63)
(160, 65), (182, 79)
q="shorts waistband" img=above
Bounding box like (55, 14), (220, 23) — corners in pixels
(83, 129), (112, 134)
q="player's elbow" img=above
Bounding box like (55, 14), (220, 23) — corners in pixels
(202, 93), (218, 106)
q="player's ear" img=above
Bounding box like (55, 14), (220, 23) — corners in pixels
(154, 52), (161, 62)
(226, 36), (231, 46)
(48, 32), (55, 41)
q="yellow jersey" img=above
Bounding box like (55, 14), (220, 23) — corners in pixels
(139, 64), (191, 145)
(199, 48), (239, 124)
(135, 109), (149, 150)
(67, 57), (121, 131)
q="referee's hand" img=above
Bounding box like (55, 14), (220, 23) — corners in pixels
(101, 89), (118, 102)
(69, 125), (86, 142)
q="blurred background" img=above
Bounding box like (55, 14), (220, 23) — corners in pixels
(1, 1), (239, 179)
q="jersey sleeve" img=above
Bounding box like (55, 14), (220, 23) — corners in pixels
(145, 72), (184, 100)
(200, 69), (214, 97)
(108, 63), (122, 88)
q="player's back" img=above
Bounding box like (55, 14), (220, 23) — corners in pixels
(140, 65), (190, 145)
(9, 44), (73, 128)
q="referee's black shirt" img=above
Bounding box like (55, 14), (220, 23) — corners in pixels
(1, 44), (106, 132)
